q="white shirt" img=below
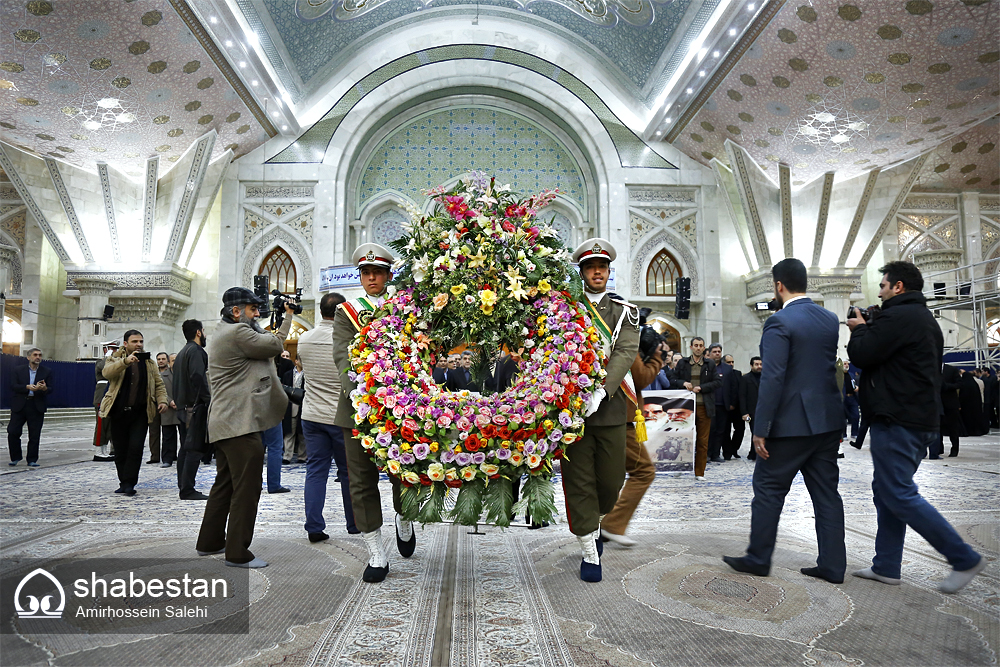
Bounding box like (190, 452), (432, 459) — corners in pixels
(781, 295), (809, 308)
(586, 289), (606, 304)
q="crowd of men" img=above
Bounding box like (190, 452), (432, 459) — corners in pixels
(4, 242), (995, 592)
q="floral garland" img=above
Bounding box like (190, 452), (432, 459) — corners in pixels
(348, 174), (606, 526)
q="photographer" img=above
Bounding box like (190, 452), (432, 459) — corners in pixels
(195, 287), (294, 568)
(847, 261), (985, 593)
(99, 331), (168, 496)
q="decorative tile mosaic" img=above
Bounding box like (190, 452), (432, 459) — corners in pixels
(243, 207), (314, 246)
(912, 115), (1000, 192)
(0, 0), (267, 176)
(903, 195), (958, 210)
(358, 107), (586, 213)
(677, 0), (999, 191)
(669, 214), (698, 248)
(370, 207), (407, 246)
(65, 271), (192, 296)
(981, 217), (1000, 259)
(259, 0), (695, 91)
(0, 208), (26, 248)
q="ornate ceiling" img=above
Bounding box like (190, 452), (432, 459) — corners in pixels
(673, 0), (999, 190)
(0, 0), (271, 178)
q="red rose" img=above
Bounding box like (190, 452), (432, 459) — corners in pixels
(352, 429), (360, 437)
(465, 434), (481, 452)
(481, 424), (496, 439)
(445, 479), (463, 488)
(419, 474), (432, 486)
(553, 448), (563, 459)
(401, 426), (416, 442)
(497, 426), (512, 440)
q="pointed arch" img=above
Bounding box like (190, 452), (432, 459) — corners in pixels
(646, 248), (683, 297)
(259, 246), (298, 294)
(242, 226), (313, 296)
(631, 229), (700, 301)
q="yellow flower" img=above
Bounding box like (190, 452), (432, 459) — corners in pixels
(450, 284), (466, 295)
(402, 471), (420, 485)
(387, 460), (402, 475)
(537, 278), (551, 293)
(430, 441), (439, 452)
(454, 445), (463, 454)
(445, 468), (459, 481)
(460, 466), (477, 481)
(479, 288), (498, 307)
(467, 249), (488, 269)
(480, 463), (500, 476)
(508, 279), (528, 301)
(481, 304), (494, 316)
(400, 442), (411, 451)
(427, 463), (445, 481)
(432, 292), (450, 311)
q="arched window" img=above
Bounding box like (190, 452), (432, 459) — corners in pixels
(646, 249), (682, 296)
(259, 246), (297, 294)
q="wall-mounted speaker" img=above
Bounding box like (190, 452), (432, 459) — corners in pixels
(103, 304), (115, 321)
(674, 277), (691, 320)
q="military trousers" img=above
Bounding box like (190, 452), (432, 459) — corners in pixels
(560, 423), (627, 536)
(342, 428), (402, 533)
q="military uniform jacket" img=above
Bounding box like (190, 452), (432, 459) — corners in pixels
(585, 294), (640, 427)
(331, 299), (380, 429)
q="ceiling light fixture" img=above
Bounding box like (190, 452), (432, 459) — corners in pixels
(698, 70), (705, 77)
(730, 28), (737, 36)
(252, 80), (259, 86)
(97, 97), (120, 108)
(282, 125), (288, 131)
(686, 88), (693, 94)
(246, 31), (258, 47)
(82, 120), (101, 131)
(239, 61), (246, 68)
(713, 50), (720, 57)
(225, 39), (233, 47)
(748, 3), (755, 10)
(210, 16), (218, 24)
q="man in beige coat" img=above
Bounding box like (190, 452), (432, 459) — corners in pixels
(100, 331), (168, 496)
(195, 287), (294, 568)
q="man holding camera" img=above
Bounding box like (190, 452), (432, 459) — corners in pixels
(195, 288), (294, 568)
(100, 331), (168, 496)
(847, 261), (985, 593)
(333, 243), (412, 583)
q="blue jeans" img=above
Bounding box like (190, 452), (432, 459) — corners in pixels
(261, 424), (285, 492)
(869, 422), (981, 578)
(302, 420), (356, 534)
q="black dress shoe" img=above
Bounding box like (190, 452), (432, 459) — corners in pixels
(281, 459), (291, 465)
(114, 487), (126, 494)
(363, 563), (389, 583)
(732, 454), (742, 459)
(268, 487), (291, 494)
(146, 459), (159, 464)
(123, 488), (137, 497)
(180, 491), (209, 500)
(928, 455), (942, 460)
(347, 527), (361, 535)
(849, 440), (862, 450)
(723, 555), (769, 576)
(837, 452), (845, 458)
(580, 559), (602, 582)
(710, 457), (725, 463)
(396, 522), (416, 558)
(948, 451), (958, 457)
(747, 453), (757, 461)
(801, 566), (844, 584)
(309, 532), (330, 543)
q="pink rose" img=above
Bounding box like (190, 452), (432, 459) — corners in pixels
(392, 405), (405, 419)
(383, 395), (397, 408)
(436, 415), (453, 428)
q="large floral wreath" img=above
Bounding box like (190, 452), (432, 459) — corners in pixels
(348, 172), (607, 526)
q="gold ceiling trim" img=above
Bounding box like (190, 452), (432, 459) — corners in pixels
(665, 0), (786, 144)
(168, 0), (278, 139)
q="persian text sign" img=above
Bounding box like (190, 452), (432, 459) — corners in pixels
(319, 265), (361, 290)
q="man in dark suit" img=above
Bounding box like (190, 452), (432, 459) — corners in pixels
(707, 344), (735, 463)
(740, 356), (762, 460)
(7, 347), (53, 467)
(937, 364), (962, 458)
(446, 350), (479, 392)
(432, 358), (448, 385)
(843, 361), (861, 441)
(723, 354), (745, 460)
(724, 258), (846, 584)
(171, 319), (210, 500)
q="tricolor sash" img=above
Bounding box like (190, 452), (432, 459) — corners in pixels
(582, 297), (639, 409)
(340, 296), (378, 332)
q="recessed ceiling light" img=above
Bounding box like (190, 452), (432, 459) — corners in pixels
(210, 16), (217, 23)
(713, 50), (720, 57)
(698, 70), (705, 77)
(729, 28), (737, 36)
(116, 112), (134, 123)
(252, 80), (258, 86)
(271, 111), (278, 117)
(831, 134), (850, 143)
(748, 3), (755, 10)
(686, 87), (693, 94)
(282, 125), (288, 131)
(239, 61), (246, 68)
(97, 97), (119, 108)
(225, 39), (233, 47)
(83, 120), (101, 131)
(666, 117), (672, 123)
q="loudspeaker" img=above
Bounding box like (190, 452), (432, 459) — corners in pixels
(103, 304), (115, 321)
(933, 282), (946, 297)
(674, 277), (691, 320)
(959, 283), (971, 296)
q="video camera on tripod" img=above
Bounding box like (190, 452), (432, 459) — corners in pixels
(253, 274), (303, 328)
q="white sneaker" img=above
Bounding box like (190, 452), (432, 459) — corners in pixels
(852, 567), (901, 585)
(939, 556), (988, 594)
(600, 528), (637, 547)
(695, 475), (705, 480)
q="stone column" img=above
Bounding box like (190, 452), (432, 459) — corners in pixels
(0, 244), (16, 297)
(815, 280), (857, 357)
(73, 277), (116, 360)
(912, 248), (967, 352)
(349, 220), (366, 253)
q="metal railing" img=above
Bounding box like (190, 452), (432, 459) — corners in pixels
(920, 258), (999, 367)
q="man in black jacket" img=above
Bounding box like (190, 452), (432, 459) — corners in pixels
(172, 319), (210, 500)
(740, 356), (762, 460)
(7, 348), (52, 467)
(722, 354), (745, 460)
(937, 364), (962, 458)
(847, 261), (985, 594)
(706, 344), (737, 463)
(670, 338), (721, 479)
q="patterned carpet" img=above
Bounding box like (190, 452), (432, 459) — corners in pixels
(1, 421), (997, 666)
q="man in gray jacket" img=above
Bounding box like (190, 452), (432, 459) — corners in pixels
(195, 287), (293, 568)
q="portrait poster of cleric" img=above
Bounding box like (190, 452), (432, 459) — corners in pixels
(641, 390), (696, 472)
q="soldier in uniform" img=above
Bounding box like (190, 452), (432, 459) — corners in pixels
(332, 242), (415, 583)
(564, 238), (640, 582)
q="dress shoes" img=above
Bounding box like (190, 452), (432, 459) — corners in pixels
(928, 455), (942, 460)
(180, 491), (209, 500)
(123, 488), (137, 496)
(948, 451), (959, 457)
(309, 532), (330, 543)
(268, 487), (291, 494)
(197, 548), (225, 556)
(849, 439), (862, 450)
(146, 459), (159, 465)
(395, 515), (416, 558)
(722, 555), (769, 577)
(114, 487), (126, 494)
(347, 527), (361, 535)
(27, 462), (40, 467)
(363, 563), (389, 583)
(93, 455), (115, 462)
(709, 456), (725, 463)
(800, 567), (844, 584)
(225, 557), (268, 568)
(281, 459), (291, 465)
(600, 528), (636, 547)
(837, 452), (845, 458)
(580, 559), (602, 582)
(8, 460), (20, 466)
(160, 461), (172, 468)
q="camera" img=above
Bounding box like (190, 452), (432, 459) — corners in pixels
(847, 304), (882, 322)
(637, 307), (667, 362)
(269, 287), (303, 328)
(134, 351), (151, 361)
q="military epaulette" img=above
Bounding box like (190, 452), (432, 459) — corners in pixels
(608, 295), (639, 310)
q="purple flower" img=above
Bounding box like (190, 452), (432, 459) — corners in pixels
(559, 412), (572, 427)
(413, 443), (430, 460)
(442, 451), (456, 463)
(357, 403), (372, 419)
(548, 429), (563, 442)
(496, 448), (511, 460)
(472, 452), (486, 464)
(376, 432), (392, 447)
(578, 376), (592, 387)
(400, 452), (416, 464)
(388, 445), (400, 458)
(523, 441), (535, 455)
(456, 452), (473, 466)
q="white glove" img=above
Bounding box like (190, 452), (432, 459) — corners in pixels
(585, 387), (607, 417)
